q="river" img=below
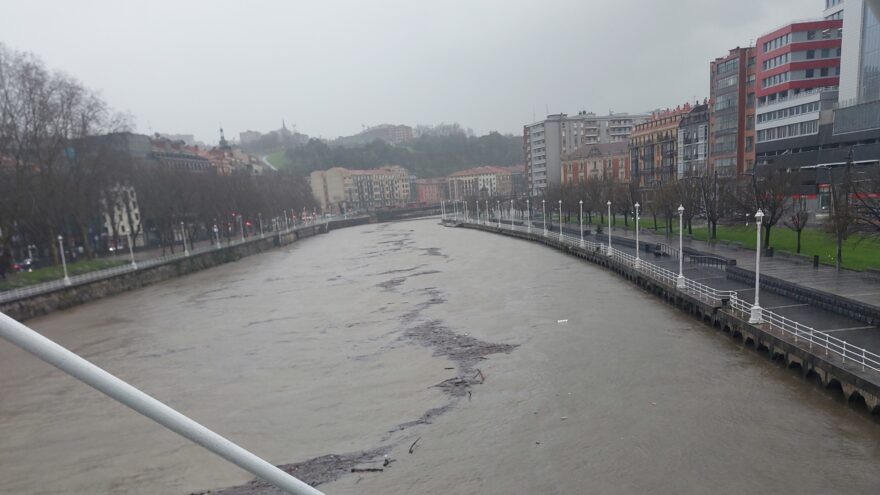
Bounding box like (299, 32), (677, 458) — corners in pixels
(1, 219), (879, 494)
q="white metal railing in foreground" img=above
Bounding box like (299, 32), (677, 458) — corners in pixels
(466, 219), (880, 375)
(728, 294), (880, 373)
(0, 312), (323, 495)
(0, 219), (332, 305)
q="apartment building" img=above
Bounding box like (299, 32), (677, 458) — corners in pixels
(524, 112), (648, 196)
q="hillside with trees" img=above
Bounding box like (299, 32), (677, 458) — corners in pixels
(282, 128), (522, 178)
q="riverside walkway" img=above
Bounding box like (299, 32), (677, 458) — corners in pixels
(554, 220), (880, 355)
(606, 223), (880, 309)
(468, 215), (880, 382)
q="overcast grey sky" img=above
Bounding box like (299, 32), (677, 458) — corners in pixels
(2, 0), (821, 143)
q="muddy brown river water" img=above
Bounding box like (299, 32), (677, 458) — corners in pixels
(1, 219), (880, 494)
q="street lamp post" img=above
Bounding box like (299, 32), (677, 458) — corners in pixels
(579, 200), (584, 247)
(496, 200), (501, 228)
(542, 199), (547, 237)
(238, 215), (245, 242)
(213, 224), (220, 249)
(259, 213), (264, 237)
(677, 205), (685, 289)
(606, 201), (612, 256)
(57, 235), (71, 286)
(526, 198), (531, 233)
(126, 230), (137, 270)
(634, 202), (641, 269)
(510, 200), (515, 230)
(181, 222), (190, 256)
(440, 200), (445, 220)
(749, 210), (765, 324)
(558, 199), (563, 240)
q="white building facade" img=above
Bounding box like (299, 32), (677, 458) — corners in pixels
(524, 112), (649, 196)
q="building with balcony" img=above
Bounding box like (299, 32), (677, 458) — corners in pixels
(524, 112), (648, 196)
(755, 19), (843, 148)
(447, 166), (514, 201)
(629, 104), (693, 188)
(710, 47), (757, 177)
(677, 102), (710, 177)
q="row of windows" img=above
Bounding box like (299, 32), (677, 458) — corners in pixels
(757, 101), (820, 123)
(763, 53), (790, 71)
(762, 71), (790, 88)
(806, 28), (842, 40)
(716, 58), (739, 75)
(756, 120), (819, 142)
(763, 33), (791, 53)
(805, 67), (840, 78)
(806, 47), (841, 59)
(716, 74), (738, 90)
(715, 93), (738, 111)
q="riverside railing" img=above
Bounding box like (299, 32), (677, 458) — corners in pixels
(729, 294), (880, 373)
(0, 218), (331, 305)
(459, 218), (880, 376)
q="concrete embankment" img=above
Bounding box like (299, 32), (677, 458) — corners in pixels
(458, 221), (880, 416)
(0, 220), (368, 322)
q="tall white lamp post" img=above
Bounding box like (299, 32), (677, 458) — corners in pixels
(526, 198), (531, 233)
(579, 200), (584, 247)
(238, 215), (245, 242)
(258, 213), (264, 236)
(558, 199), (563, 239)
(634, 202), (641, 269)
(606, 201), (612, 256)
(57, 235), (71, 286)
(126, 230), (137, 270)
(181, 222), (190, 256)
(542, 199), (547, 237)
(213, 224), (220, 249)
(676, 205), (686, 289)
(749, 210), (765, 324)
(496, 200), (501, 228)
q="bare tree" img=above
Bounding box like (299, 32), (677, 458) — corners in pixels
(783, 197), (810, 254)
(731, 168), (797, 249)
(825, 154), (858, 270)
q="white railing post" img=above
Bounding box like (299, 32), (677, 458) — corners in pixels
(0, 312), (324, 495)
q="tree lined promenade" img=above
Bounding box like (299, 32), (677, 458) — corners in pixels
(0, 44), (316, 269)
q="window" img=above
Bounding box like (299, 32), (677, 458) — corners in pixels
(820, 67), (829, 77)
(747, 92), (756, 107)
(806, 69), (815, 78)
(821, 48), (830, 58)
(746, 115), (754, 130)
(822, 29), (832, 39)
(807, 50), (815, 59)
(807, 30), (816, 40)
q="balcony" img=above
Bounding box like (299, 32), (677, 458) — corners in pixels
(758, 86), (837, 108)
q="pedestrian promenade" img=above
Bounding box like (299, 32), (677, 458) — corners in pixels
(599, 224), (880, 310)
(569, 223), (880, 355)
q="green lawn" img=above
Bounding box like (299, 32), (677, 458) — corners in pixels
(686, 224), (880, 271)
(554, 213), (880, 271)
(0, 259), (125, 291)
(265, 150), (292, 169)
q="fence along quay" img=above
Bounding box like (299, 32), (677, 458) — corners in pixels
(444, 213), (880, 414)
